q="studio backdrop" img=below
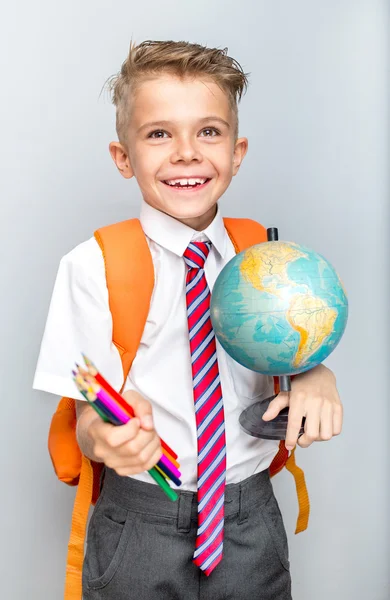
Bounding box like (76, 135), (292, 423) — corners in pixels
(1, 1), (388, 598)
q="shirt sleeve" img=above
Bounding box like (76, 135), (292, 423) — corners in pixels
(33, 237), (124, 400)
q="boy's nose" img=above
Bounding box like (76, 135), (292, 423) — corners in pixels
(171, 138), (202, 163)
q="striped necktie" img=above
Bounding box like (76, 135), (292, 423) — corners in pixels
(183, 241), (227, 576)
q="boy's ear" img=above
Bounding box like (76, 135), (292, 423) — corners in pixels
(109, 142), (134, 179)
(232, 137), (248, 176)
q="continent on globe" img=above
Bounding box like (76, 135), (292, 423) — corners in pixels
(287, 293), (337, 368)
(240, 243), (307, 297)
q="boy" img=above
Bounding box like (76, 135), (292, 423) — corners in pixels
(34, 41), (342, 600)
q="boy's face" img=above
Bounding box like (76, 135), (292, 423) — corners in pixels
(110, 74), (248, 230)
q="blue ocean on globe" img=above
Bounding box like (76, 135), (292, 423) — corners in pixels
(210, 241), (348, 376)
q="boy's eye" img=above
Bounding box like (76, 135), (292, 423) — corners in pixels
(199, 127), (220, 137)
(148, 130), (169, 139)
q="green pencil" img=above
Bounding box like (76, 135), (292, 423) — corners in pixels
(74, 379), (178, 502)
(149, 467), (178, 501)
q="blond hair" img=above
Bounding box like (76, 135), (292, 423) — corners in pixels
(106, 40), (249, 143)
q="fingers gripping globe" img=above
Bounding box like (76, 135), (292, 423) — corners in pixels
(210, 228), (348, 440)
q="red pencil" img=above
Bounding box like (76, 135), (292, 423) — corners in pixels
(81, 354), (179, 461)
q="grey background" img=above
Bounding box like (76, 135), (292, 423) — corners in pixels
(1, 0), (389, 598)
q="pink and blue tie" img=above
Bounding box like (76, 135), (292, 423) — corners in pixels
(183, 241), (227, 576)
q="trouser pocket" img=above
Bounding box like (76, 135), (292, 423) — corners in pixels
(83, 493), (134, 593)
(261, 493), (290, 571)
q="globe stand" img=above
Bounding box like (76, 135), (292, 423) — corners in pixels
(239, 374), (305, 440)
(238, 228), (305, 441)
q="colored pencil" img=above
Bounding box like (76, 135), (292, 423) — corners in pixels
(81, 353), (178, 461)
(93, 384), (133, 424)
(73, 379), (178, 501)
(74, 381), (109, 422)
(74, 374), (181, 488)
(74, 379), (125, 426)
(90, 382), (182, 485)
(75, 364), (182, 478)
(77, 366), (179, 469)
(148, 467), (179, 502)
(156, 452), (181, 480)
(93, 398), (123, 426)
(81, 355), (178, 462)
(78, 363), (180, 471)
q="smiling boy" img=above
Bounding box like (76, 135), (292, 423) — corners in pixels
(34, 41), (342, 600)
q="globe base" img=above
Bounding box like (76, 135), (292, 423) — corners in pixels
(239, 395), (305, 441)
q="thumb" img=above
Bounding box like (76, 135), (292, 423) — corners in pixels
(122, 390), (154, 430)
(262, 392), (289, 421)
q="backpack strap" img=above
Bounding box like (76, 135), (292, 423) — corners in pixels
(95, 219), (154, 383)
(223, 217), (267, 250)
(64, 455), (93, 599)
(285, 449), (310, 533)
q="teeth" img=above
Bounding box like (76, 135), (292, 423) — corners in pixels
(165, 178), (207, 186)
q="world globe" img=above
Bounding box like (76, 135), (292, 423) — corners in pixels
(210, 240), (348, 377)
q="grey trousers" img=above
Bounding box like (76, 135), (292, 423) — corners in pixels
(82, 468), (292, 600)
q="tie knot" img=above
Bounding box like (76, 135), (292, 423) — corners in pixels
(183, 241), (211, 269)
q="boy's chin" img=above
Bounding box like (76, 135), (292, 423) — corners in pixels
(151, 198), (218, 222)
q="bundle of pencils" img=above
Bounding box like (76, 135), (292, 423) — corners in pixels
(72, 354), (181, 501)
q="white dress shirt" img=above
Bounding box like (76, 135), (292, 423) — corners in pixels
(33, 200), (279, 490)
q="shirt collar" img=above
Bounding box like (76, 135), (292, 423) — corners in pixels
(139, 200), (227, 258)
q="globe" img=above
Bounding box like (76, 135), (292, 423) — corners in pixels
(210, 241), (348, 377)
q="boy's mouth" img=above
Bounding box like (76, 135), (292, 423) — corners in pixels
(162, 177), (211, 191)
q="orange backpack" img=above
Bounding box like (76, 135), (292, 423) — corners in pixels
(48, 217), (309, 600)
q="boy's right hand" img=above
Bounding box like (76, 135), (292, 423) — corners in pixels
(76, 391), (163, 477)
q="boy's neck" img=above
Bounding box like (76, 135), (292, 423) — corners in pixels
(148, 203), (218, 232)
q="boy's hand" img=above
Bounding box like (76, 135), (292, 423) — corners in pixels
(262, 364), (343, 451)
(77, 391), (162, 476)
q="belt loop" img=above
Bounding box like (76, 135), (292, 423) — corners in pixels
(177, 493), (192, 533)
(238, 483), (249, 525)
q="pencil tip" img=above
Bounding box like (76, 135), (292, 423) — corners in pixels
(82, 353), (94, 368)
(81, 353), (90, 365)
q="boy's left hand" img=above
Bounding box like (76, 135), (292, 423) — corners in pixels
(262, 364), (343, 451)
